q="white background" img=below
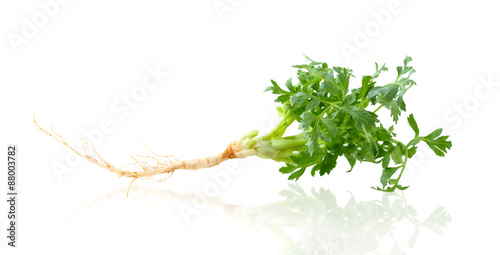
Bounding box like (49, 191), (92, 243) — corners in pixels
(1, 0), (499, 254)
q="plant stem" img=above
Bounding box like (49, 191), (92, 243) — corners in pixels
(260, 113), (295, 141)
(388, 137), (418, 190)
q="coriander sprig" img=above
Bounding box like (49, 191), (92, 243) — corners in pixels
(261, 56), (451, 191)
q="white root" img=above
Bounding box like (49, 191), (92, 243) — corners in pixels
(34, 115), (257, 190)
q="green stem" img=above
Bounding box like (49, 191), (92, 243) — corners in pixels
(254, 134), (307, 163)
(309, 95), (340, 110)
(319, 105), (333, 119)
(260, 113), (295, 141)
(373, 105), (383, 113)
(389, 137), (417, 190)
(391, 148), (409, 188)
(395, 75), (401, 83)
(268, 133), (307, 150)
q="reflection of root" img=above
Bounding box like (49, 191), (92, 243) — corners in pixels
(34, 115), (256, 193)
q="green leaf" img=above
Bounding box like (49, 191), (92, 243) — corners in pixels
(395, 185), (409, 190)
(368, 85), (399, 101)
(274, 95), (290, 103)
(304, 132), (320, 156)
(265, 80), (287, 94)
(397, 96), (406, 111)
(391, 143), (404, 164)
(288, 167), (306, 181)
(341, 106), (378, 130)
(373, 62), (388, 78)
(389, 179), (399, 185)
(407, 114), (419, 137)
(289, 148), (320, 166)
(300, 53), (323, 66)
(305, 98), (321, 111)
(284, 78), (294, 92)
(407, 146), (418, 158)
(290, 92), (311, 107)
(265, 80), (291, 103)
(311, 152), (338, 176)
(321, 116), (341, 136)
(345, 153), (356, 172)
(332, 66), (351, 92)
(425, 128), (442, 139)
(369, 85), (407, 123)
(298, 111), (316, 130)
(371, 185), (396, 192)
(359, 75), (375, 101)
(319, 80), (343, 100)
(374, 126), (392, 141)
(380, 167), (400, 187)
(342, 94), (357, 107)
(397, 56), (414, 77)
(298, 112), (323, 155)
(279, 163), (299, 174)
(386, 100), (402, 123)
(358, 141), (375, 162)
(421, 129), (452, 157)
(382, 155), (390, 168)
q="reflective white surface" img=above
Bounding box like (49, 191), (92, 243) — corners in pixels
(1, 0), (499, 254)
(33, 183), (452, 254)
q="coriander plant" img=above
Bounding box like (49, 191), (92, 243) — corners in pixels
(36, 56), (451, 192)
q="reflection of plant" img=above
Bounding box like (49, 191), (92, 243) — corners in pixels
(37, 183), (450, 254)
(234, 184), (451, 254)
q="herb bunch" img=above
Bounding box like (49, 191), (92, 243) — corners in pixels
(36, 55), (452, 192)
(260, 56), (452, 191)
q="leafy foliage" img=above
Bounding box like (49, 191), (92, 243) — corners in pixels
(263, 56), (452, 191)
